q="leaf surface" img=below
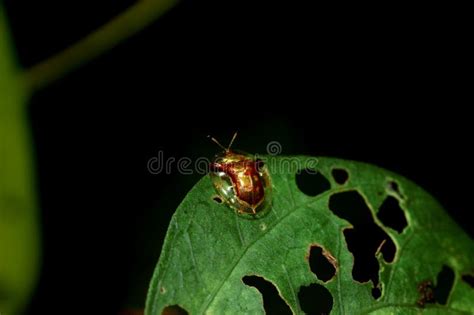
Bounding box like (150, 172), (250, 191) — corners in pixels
(146, 156), (474, 314)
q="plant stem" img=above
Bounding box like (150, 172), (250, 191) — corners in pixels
(22, 0), (178, 92)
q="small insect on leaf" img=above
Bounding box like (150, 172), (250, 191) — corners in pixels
(208, 133), (272, 219)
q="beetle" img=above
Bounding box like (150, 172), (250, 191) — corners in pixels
(209, 133), (272, 217)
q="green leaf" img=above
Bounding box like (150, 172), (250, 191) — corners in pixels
(145, 156), (474, 314)
(0, 6), (39, 314)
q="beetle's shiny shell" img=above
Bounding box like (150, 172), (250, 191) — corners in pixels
(210, 150), (272, 218)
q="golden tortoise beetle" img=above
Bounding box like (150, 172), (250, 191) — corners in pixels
(209, 133), (272, 218)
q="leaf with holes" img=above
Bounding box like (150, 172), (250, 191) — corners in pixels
(145, 156), (474, 314)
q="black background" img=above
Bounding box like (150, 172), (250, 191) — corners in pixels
(3, 1), (472, 314)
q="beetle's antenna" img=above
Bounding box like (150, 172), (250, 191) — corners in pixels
(227, 132), (238, 151)
(208, 135), (227, 151)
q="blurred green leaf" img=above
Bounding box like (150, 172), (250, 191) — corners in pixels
(0, 5), (40, 314)
(146, 156), (474, 314)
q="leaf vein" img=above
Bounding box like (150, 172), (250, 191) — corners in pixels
(282, 264), (299, 314)
(234, 214), (245, 246)
(199, 187), (335, 313)
(185, 227), (201, 283)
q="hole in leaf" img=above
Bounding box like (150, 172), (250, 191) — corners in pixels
(162, 305), (188, 315)
(212, 196), (222, 204)
(371, 287), (382, 299)
(308, 245), (337, 282)
(331, 168), (349, 185)
(434, 265), (455, 305)
(296, 169), (331, 197)
(377, 196), (408, 233)
(329, 191), (397, 297)
(417, 265), (456, 307)
(256, 159), (265, 172)
(462, 274), (474, 288)
(387, 180), (404, 199)
(298, 283), (333, 315)
(242, 275), (292, 315)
